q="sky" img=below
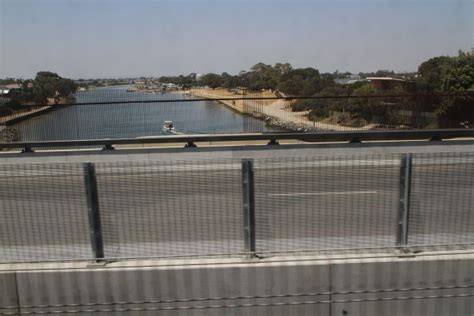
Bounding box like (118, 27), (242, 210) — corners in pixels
(0, 0), (473, 79)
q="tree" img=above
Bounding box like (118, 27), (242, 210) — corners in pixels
(200, 73), (223, 89)
(416, 51), (474, 124)
(58, 78), (77, 97)
(221, 72), (239, 89)
(33, 72), (61, 103)
(417, 56), (452, 91)
(277, 68), (325, 96)
(0, 78), (17, 85)
(274, 63), (292, 75)
(245, 63), (280, 91)
(33, 71), (78, 104)
(440, 52), (474, 91)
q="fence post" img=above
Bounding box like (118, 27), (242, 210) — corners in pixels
(397, 153), (413, 246)
(83, 162), (104, 261)
(242, 158), (256, 258)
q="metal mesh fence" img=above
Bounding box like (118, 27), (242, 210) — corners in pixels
(1, 89), (271, 143)
(0, 151), (473, 263)
(253, 156), (400, 252)
(95, 160), (244, 258)
(1, 89), (472, 144)
(0, 163), (90, 262)
(409, 152), (474, 246)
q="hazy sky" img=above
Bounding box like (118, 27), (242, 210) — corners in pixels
(1, 0), (472, 78)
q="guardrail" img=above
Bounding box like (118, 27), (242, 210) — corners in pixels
(1, 129), (474, 152)
(1, 152), (473, 263)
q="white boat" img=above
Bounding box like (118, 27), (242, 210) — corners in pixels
(162, 121), (176, 133)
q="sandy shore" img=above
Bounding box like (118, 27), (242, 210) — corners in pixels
(187, 88), (376, 132)
(189, 88), (248, 113)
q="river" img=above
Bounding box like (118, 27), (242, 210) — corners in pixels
(13, 86), (277, 141)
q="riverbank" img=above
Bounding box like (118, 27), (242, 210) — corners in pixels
(0, 126), (20, 142)
(188, 88), (247, 113)
(187, 88), (376, 132)
(0, 106), (53, 126)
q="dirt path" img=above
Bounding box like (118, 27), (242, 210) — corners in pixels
(189, 89), (245, 113)
(189, 88), (376, 131)
(0, 106), (51, 125)
(261, 99), (376, 131)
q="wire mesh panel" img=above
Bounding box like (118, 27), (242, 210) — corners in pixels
(253, 155), (401, 252)
(9, 89), (271, 143)
(409, 152), (474, 246)
(95, 159), (244, 258)
(0, 163), (91, 262)
(1, 152), (474, 264)
(3, 89), (472, 145)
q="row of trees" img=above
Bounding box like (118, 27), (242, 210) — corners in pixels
(2, 51), (472, 127)
(158, 50), (472, 128)
(158, 63), (336, 96)
(4, 72), (77, 108)
(158, 66), (417, 95)
(1, 72), (78, 117)
(293, 50), (473, 127)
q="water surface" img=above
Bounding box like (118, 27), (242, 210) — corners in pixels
(14, 86), (276, 141)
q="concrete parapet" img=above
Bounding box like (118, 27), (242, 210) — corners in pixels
(1, 252), (473, 315)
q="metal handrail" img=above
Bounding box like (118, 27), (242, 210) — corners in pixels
(6, 91), (473, 107)
(1, 129), (473, 152)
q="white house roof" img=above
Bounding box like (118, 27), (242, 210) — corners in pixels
(366, 77), (406, 82)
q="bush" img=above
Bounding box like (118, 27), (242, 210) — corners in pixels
(308, 106), (330, 120)
(5, 99), (22, 109)
(292, 99), (314, 111)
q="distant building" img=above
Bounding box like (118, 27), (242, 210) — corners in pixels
(0, 83), (21, 95)
(366, 77), (412, 90)
(164, 83), (177, 88)
(334, 74), (365, 85)
(335, 78), (366, 85)
(5, 83), (21, 89)
(0, 86), (10, 95)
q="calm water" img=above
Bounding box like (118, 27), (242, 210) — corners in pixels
(14, 86), (276, 141)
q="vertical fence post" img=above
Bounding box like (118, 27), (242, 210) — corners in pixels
(397, 153), (413, 246)
(242, 158), (256, 258)
(83, 162), (104, 261)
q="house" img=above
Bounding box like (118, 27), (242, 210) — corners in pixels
(0, 86), (9, 95)
(334, 74), (366, 85)
(0, 83), (21, 95)
(366, 77), (413, 91)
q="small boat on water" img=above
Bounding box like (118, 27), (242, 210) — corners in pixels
(162, 120), (176, 133)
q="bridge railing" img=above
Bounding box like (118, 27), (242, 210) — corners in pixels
(0, 151), (473, 263)
(0, 91), (472, 148)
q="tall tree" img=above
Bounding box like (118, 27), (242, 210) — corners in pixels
(33, 72), (78, 103)
(33, 72), (61, 103)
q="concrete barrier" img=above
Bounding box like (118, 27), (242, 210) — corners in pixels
(1, 251), (473, 315)
(0, 273), (17, 315)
